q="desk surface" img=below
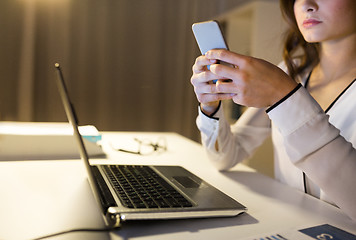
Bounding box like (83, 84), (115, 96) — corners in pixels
(0, 132), (355, 240)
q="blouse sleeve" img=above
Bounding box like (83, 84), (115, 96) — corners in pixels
(196, 105), (271, 171)
(267, 86), (356, 221)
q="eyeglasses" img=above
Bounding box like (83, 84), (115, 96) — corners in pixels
(111, 137), (167, 155)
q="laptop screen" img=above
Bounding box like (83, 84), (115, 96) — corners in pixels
(54, 63), (105, 213)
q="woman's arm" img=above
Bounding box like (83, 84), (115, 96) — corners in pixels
(197, 105), (271, 171)
(268, 86), (356, 221)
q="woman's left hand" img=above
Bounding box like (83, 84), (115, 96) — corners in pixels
(205, 49), (298, 108)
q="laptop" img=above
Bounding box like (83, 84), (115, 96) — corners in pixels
(54, 63), (246, 228)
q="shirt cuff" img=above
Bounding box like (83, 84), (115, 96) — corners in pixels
(266, 83), (302, 113)
(199, 101), (222, 120)
(267, 86), (323, 136)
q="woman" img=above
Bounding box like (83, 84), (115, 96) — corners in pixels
(190, 0), (356, 221)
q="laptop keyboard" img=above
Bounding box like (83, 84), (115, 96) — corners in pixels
(101, 165), (193, 209)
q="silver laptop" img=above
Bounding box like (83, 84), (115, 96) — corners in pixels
(54, 63), (246, 228)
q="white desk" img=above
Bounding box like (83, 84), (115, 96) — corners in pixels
(0, 132), (355, 240)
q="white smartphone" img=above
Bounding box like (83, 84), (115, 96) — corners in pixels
(192, 20), (229, 54)
(192, 20), (232, 83)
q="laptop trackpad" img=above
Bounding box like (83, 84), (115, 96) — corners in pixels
(173, 176), (200, 188)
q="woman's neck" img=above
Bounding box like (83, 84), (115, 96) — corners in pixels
(317, 34), (356, 81)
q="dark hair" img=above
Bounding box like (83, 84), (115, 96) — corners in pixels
(280, 0), (319, 80)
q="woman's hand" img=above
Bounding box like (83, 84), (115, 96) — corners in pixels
(190, 54), (237, 115)
(191, 49), (298, 109)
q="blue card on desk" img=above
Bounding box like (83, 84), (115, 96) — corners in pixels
(299, 224), (356, 240)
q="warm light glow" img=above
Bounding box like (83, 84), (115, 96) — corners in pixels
(18, 0), (70, 6)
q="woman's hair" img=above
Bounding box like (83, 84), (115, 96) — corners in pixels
(280, 0), (320, 80)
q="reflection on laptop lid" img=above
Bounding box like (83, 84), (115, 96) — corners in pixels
(54, 63), (246, 228)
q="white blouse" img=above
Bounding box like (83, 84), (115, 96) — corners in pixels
(196, 68), (356, 221)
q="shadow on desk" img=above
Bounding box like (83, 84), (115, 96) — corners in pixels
(222, 169), (307, 203)
(220, 169), (340, 219)
(112, 213), (258, 240)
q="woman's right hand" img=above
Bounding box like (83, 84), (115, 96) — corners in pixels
(190, 55), (236, 116)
